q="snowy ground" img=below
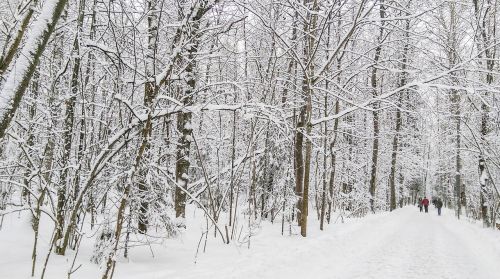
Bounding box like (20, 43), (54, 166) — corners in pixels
(1, 206), (500, 279)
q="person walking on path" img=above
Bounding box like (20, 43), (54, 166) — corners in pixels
(436, 198), (443, 216)
(418, 198), (423, 212)
(422, 197), (430, 213)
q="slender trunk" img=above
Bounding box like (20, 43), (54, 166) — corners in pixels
(327, 99), (339, 223)
(294, 108), (305, 225)
(319, 18), (335, 230)
(301, 119), (312, 237)
(101, 183), (131, 279)
(389, 93), (402, 211)
(175, 9), (205, 218)
(320, 117), (327, 230)
(389, 13), (410, 212)
(472, 0), (496, 227)
(138, 0), (160, 234)
(261, 129), (271, 219)
(229, 101), (237, 226)
(31, 188), (46, 276)
(369, 0), (385, 212)
(300, 0), (318, 237)
(56, 0), (86, 254)
(22, 71), (40, 202)
(453, 90), (462, 218)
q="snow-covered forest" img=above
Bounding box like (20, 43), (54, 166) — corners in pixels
(0, 0), (500, 278)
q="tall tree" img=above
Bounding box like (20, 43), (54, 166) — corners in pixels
(369, 0), (386, 212)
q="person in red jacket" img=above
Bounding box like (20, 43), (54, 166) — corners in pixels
(422, 197), (430, 213)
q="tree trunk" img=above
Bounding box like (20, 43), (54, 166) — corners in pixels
(138, 0), (160, 234)
(327, 99), (339, 224)
(472, 0), (495, 227)
(389, 12), (409, 212)
(175, 8), (205, 218)
(56, 0), (87, 254)
(369, 0), (385, 213)
(300, 0), (319, 237)
(389, 93), (402, 212)
(320, 21), (333, 230)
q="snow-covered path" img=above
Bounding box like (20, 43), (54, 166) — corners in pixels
(2, 206), (500, 279)
(178, 206), (500, 279)
(333, 207), (500, 279)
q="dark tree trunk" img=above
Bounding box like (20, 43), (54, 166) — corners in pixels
(369, 0), (385, 213)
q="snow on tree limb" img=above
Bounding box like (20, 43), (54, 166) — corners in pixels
(0, 0), (68, 139)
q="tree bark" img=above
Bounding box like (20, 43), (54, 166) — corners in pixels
(175, 4), (208, 219)
(472, 0), (496, 227)
(389, 11), (410, 212)
(300, 0), (319, 237)
(56, 0), (87, 254)
(369, 1), (385, 212)
(137, 0), (160, 234)
(294, 107), (305, 225)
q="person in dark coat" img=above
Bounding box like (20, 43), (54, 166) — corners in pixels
(418, 198), (423, 212)
(436, 198), (443, 216)
(422, 197), (430, 213)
